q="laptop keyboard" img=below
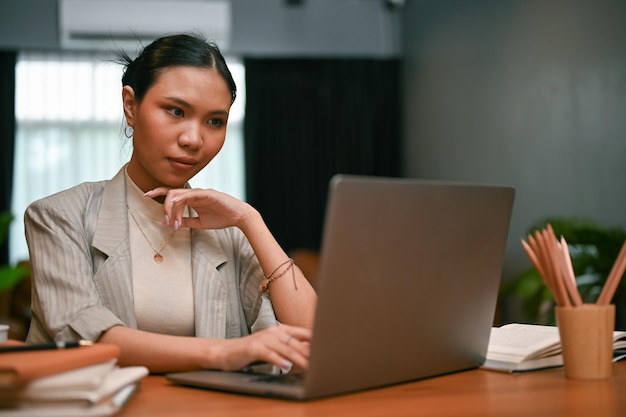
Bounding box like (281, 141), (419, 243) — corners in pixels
(249, 372), (306, 385)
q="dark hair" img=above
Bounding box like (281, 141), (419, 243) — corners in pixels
(118, 34), (236, 104)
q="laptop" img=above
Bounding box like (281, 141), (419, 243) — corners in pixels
(167, 174), (515, 400)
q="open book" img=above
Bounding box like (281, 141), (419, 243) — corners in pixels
(481, 323), (626, 372)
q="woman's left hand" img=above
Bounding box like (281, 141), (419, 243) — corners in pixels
(147, 187), (318, 332)
(145, 187), (252, 231)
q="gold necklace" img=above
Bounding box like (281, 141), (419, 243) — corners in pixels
(127, 207), (176, 263)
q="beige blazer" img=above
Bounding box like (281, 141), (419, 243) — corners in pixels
(25, 167), (277, 343)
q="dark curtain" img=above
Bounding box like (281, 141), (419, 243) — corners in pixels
(0, 51), (17, 266)
(244, 58), (402, 253)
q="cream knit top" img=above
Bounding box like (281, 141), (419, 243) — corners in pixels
(125, 170), (195, 336)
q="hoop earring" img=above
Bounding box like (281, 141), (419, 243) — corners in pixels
(124, 125), (134, 138)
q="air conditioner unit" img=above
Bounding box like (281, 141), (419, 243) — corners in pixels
(58, 0), (231, 52)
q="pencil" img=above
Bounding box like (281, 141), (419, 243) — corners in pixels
(539, 227), (570, 306)
(521, 238), (551, 291)
(597, 239), (626, 305)
(560, 237), (583, 306)
(0, 340), (94, 353)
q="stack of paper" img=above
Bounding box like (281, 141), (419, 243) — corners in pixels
(0, 342), (147, 416)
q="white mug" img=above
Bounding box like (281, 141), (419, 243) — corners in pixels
(0, 324), (9, 342)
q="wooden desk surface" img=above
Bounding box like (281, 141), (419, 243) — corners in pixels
(120, 362), (626, 417)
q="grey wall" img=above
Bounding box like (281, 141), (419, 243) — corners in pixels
(402, 0), (626, 301)
(230, 0), (401, 57)
(0, 0), (58, 50)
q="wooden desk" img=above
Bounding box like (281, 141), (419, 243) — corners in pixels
(120, 362), (626, 417)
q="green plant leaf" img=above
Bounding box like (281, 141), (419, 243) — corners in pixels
(0, 265), (29, 291)
(0, 211), (29, 291)
(0, 212), (13, 244)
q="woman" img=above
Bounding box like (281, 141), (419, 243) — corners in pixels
(23, 34), (317, 374)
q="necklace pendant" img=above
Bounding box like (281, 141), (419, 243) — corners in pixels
(154, 253), (164, 263)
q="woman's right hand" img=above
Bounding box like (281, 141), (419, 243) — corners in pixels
(212, 324), (313, 372)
